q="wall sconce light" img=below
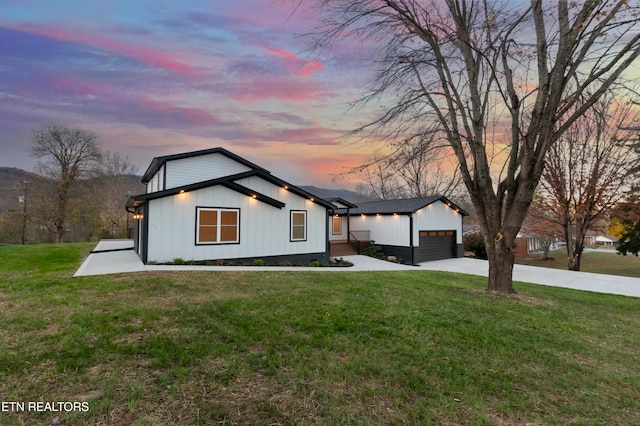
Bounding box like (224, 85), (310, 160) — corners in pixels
(133, 213), (143, 220)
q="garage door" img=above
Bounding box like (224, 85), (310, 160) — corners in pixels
(418, 230), (456, 262)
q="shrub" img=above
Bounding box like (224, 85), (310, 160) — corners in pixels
(463, 232), (487, 259)
(362, 241), (384, 258)
(311, 260), (321, 267)
(173, 257), (186, 265)
(253, 259), (264, 266)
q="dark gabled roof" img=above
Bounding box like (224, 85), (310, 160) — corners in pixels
(346, 196), (468, 216)
(141, 147), (269, 184)
(127, 168), (335, 210)
(325, 197), (358, 209)
(127, 171), (284, 209)
(249, 170), (335, 209)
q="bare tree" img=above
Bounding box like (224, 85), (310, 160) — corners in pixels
(521, 194), (564, 259)
(29, 124), (102, 243)
(355, 139), (463, 200)
(392, 137), (463, 198)
(355, 152), (407, 200)
(95, 151), (140, 238)
(539, 97), (640, 270)
(311, 0), (640, 292)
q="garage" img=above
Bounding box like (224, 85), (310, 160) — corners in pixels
(418, 230), (457, 262)
(337, 196), (467, 264)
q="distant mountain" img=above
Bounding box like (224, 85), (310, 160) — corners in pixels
(0, 167), (365, 211)
(299, 185), (369, 203)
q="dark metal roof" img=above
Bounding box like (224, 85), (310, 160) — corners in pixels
(140, 147), (269, 184)
(346, 196), (468, 216)
(325, 197), (358, 209)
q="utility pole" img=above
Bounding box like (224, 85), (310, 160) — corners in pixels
(19, 181), (29, 245)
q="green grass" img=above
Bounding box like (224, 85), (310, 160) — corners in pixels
(0, 243), (639, 425)
(516, 248), (640, 277)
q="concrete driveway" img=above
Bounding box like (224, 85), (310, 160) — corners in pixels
(74, 240), (640, 298)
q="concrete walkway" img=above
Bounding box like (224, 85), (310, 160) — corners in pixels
(74, 240), (640, 298)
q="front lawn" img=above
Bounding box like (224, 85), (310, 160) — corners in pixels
(0, 243), (638, 425)
(516, 248), (640, 278)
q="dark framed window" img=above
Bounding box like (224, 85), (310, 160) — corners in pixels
(196, 207), (239, 244)
(290, 210), (307, 241)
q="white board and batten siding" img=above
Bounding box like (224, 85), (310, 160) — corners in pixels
(348, 200), (463, 248)
(164, 152), (252, 190)
(147, 164), (165, 193)
(350, 213), (411, 246)
(145, 179), (326, 263)
(414, 201), (463, 244)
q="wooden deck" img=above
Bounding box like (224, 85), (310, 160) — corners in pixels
(329, 240), (357, 257)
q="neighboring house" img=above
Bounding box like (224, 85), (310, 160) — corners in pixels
(513, 233), (562, 257)
(126, 147), (334, 265)
(584, 230), (597, 246)
(332, 197), (468, 263)
(596, 234), (619, 246)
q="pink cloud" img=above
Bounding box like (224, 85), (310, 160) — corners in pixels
(49, 75), (117, 99)
(135, 96), (221, 127)
(263, 46), (324, 76)
(228, 78), (328, 104)
(6, 23), (196, 74)
(267, 127), (342, 146)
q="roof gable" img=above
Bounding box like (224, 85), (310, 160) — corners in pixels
(141, 147), (268, 184)
(129, 168), (335, 210)
(347, 196), (468, 216)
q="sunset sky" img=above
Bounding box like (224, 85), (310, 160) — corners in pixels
(0, 0), (383, 189)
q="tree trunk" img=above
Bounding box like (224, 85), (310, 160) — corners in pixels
(486, 237), (517, 293)
(55, 220), (65, 244)
(568, 244), (583, 271)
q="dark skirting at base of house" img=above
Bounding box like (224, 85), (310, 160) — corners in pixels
(376, 244), (464, 264)
(186, 251), (331, 266)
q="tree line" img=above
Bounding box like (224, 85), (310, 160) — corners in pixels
(0, 124), (144, 245)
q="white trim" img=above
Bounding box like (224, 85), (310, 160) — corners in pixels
(196, 207), (240, 244)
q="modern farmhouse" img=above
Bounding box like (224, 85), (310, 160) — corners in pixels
(126, 147), (333, 265)
(127, 147), (467, 265)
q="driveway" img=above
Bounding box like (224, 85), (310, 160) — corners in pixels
(74, 240), (640, 298)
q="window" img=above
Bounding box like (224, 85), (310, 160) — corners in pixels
(290, 210), (307, 241)
(332, 216), (342, 235)
(196, 208), (239, 244)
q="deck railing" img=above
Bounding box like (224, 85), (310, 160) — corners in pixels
(349, 230), (371, 254)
